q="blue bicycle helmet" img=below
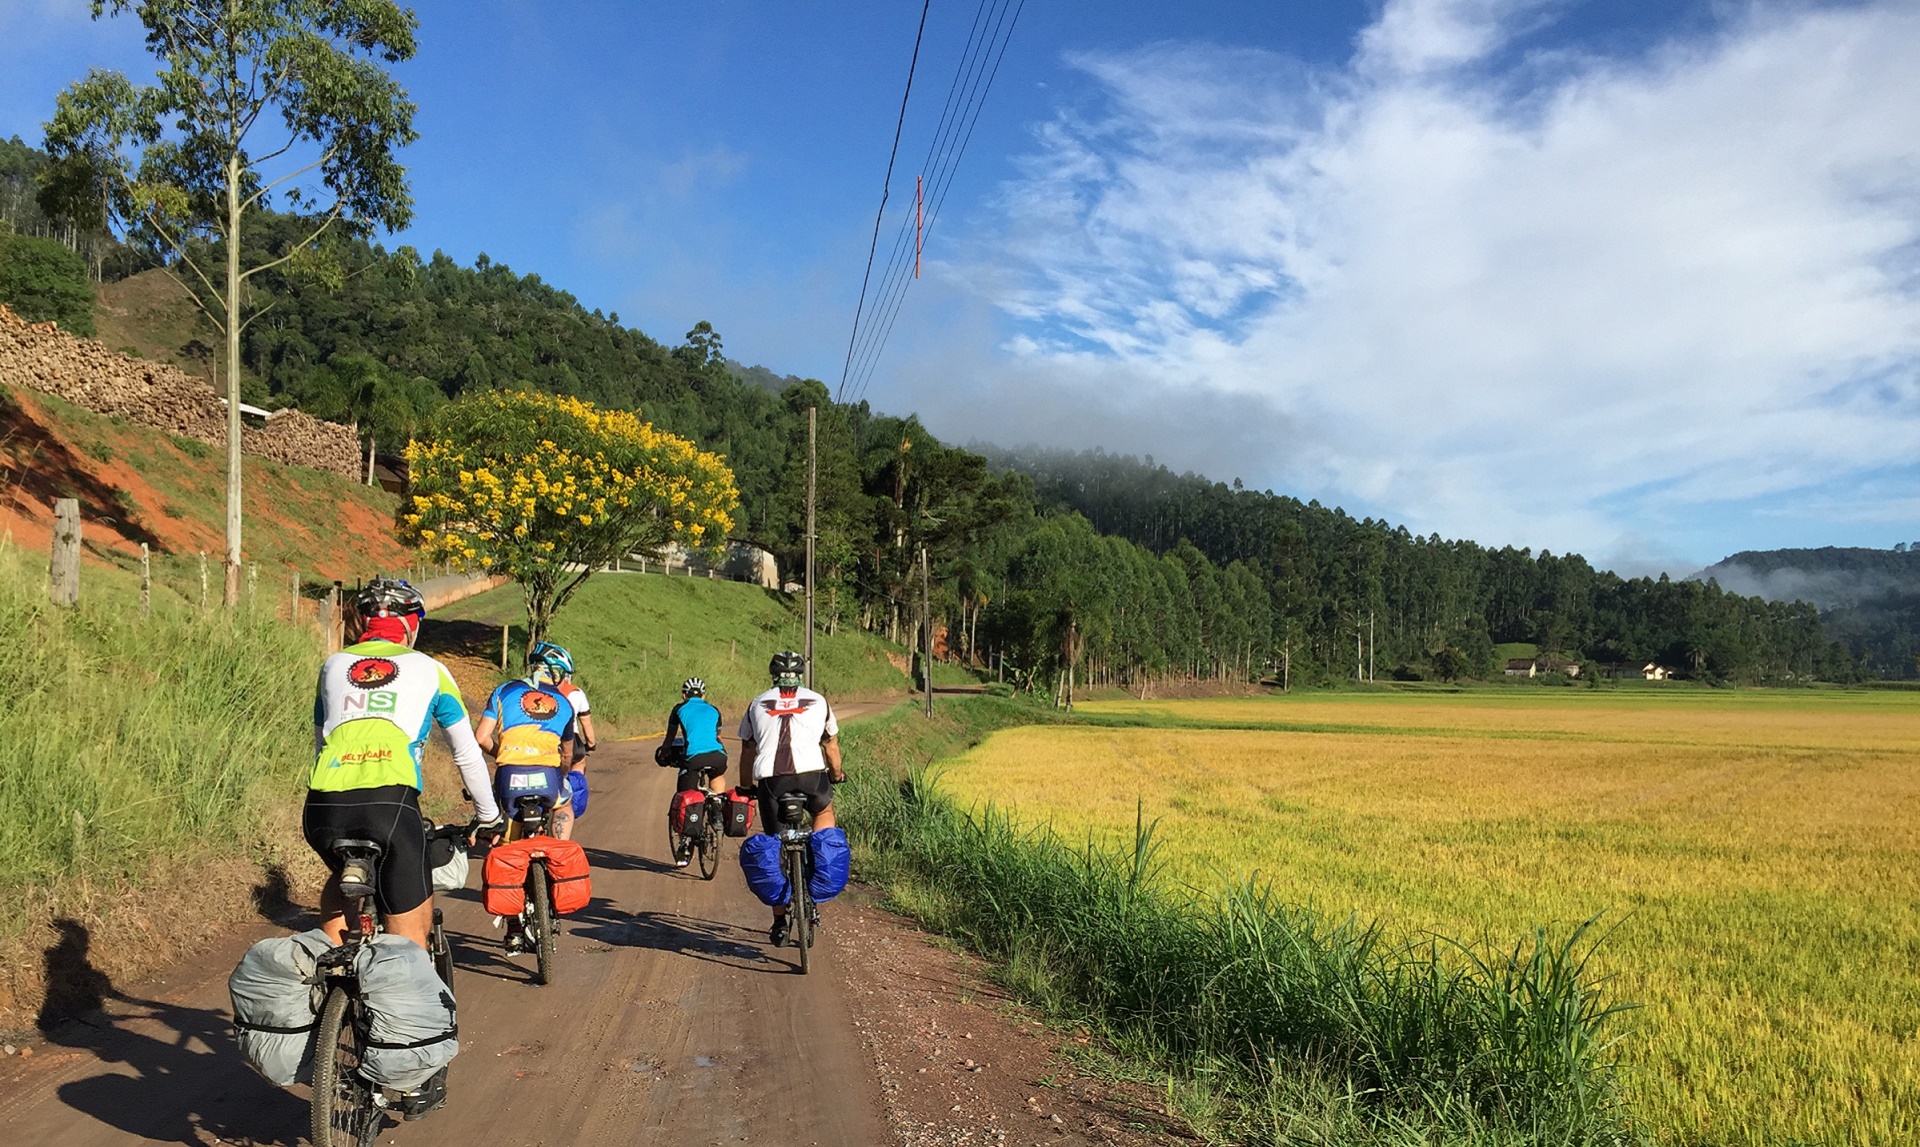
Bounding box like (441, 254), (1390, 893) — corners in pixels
(529, 640), (575, 679)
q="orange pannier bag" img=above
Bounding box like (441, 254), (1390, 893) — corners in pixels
(481, 835), (592, 918)
(481, 838), (535, 917)
(539, 838), (591, 914)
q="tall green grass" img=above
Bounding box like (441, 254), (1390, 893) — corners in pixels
(839, 699), (1639, 1146)
(0, 542), (317, 918)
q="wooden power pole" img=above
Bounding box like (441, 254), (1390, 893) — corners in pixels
(921, 544), (933, 718)
(805, 406), (816, 690)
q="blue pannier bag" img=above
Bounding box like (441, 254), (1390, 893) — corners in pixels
(566, 771), (589, 818)
(738, 833), (788, 907)
(808, 827), (851, 902)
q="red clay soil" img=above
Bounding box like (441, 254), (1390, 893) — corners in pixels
(0, 385), (411, 580)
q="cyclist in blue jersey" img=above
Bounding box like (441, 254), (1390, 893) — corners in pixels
(474, 648), (578, 840)
(663, 677), (727, 867)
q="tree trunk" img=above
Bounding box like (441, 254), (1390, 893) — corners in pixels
(223, 152), (244, 607)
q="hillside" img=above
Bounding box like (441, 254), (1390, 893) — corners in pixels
(0, 381), (411, 601)
(1694, 547), (1920, 678)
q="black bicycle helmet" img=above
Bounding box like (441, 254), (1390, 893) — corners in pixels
(768, 650), (805, 686)
(682, 677), (706, 697)
(353, 576), (426, 620)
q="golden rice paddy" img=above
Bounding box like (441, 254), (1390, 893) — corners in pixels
(937, 691), (1920, 1146)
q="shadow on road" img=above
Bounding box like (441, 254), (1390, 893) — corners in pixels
(36, 920), (307, 1146)
(565, 900), (777, 971)
(583, 845), (679, 875)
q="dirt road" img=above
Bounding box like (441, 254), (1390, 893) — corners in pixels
(0, 716), (899, 1146)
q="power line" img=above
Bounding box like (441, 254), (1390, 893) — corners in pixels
(844, 0), (1006, 401)
(847, 0), (1025, 404)
(837, 0), (934, 404)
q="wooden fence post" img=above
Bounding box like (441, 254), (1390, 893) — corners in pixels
(331, 581), (343, 652)
(500, 623), (510, 671)
(50, 498), (79, 607)
(198, 551), (208, 610)
(319, 587), (332, 647)
(139, 542), (151, 617)
(248, 562), (257, 610)
(290, 570), (300, 622)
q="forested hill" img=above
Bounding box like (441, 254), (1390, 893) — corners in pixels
(981, 445), (1861, 682)
(1693, 547), (1920, 679)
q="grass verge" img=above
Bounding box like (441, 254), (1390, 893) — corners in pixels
(838, 697), (1640, 1146)
(0, 541), (323, 1030)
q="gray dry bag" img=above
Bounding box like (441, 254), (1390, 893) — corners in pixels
(229, 928), (333, 1087)
(354, 934), (459, 1090)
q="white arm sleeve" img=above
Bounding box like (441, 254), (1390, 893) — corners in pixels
(443, 720), (499, 821)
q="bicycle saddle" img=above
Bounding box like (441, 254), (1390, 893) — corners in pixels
(331, 839), (385, 899)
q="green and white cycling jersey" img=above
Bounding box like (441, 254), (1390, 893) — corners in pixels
(310, 639), (499, 819)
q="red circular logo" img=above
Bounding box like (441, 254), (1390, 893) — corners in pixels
(346, 657), (399, 689)
(520, 690), (560, 718)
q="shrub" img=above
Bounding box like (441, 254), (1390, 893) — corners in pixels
(0, 233), (95, 336)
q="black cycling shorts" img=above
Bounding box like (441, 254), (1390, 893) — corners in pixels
(302, 785), (431, 917)
(676, 750), (729, 791)
(756, 771), (833, 830)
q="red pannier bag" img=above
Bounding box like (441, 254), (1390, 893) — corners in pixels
(670, 788), (706, 835)
(481, 838), (535, 917)
(723, 790), (755, 838)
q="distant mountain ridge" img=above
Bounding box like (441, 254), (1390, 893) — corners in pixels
(1692, 547), (1920, 678)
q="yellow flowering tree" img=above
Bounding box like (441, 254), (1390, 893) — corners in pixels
(401, 390), (738, 647)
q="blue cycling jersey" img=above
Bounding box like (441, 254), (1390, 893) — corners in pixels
(666, 697), (724, 756)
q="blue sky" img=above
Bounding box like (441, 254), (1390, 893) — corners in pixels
(4, 1), (1916, 573)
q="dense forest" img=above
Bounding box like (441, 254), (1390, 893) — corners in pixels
(0, 134), (1879, 687)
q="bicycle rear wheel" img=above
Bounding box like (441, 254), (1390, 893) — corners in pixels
(786, 851), (812, 974)
(310, 985), (382, 1147)
(529, 866), (555, 986)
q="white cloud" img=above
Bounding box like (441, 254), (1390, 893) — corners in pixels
(908, 0), (1920, 563)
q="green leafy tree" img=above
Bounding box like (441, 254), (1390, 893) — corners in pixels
(0, 235), (96, 335)
(42, 0), (419, 605)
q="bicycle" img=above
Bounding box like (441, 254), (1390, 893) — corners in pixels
(666, 777), (725, 881)
(496, 790), (560, 986)
(309, 836), (456, 1147)
(773, 791), (821, 974)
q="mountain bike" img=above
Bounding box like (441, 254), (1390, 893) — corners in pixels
(499, 792), (560, 986)
(310, 837), (455, 1147)
(774, 792), (820, 974)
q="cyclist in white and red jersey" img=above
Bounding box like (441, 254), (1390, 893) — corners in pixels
(737, 650), (844, 946)
(305, 578), (502, 951)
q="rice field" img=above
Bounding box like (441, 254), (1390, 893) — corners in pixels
(935, 691), (1920, 1146)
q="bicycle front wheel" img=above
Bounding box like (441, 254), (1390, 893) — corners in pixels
(529, 866), (555, 986)
(310, 985), (382, 1147)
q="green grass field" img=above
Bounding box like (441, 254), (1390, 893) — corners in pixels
(936, 691), (1920, 1147)
(427, 572), (922, 734)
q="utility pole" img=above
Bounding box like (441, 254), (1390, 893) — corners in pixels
(1369, 608), (1375, 683)
(921, 544), (933, 718)
(805, 405), (817, 690)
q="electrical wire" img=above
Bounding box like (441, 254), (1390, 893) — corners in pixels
(844, 0), (1025, 405)
(837, 0), (934, 404)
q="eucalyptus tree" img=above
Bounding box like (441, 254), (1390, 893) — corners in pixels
(42, 0), (418, 604)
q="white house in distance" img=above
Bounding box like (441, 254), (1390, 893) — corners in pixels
(637, 541), (779, 589)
